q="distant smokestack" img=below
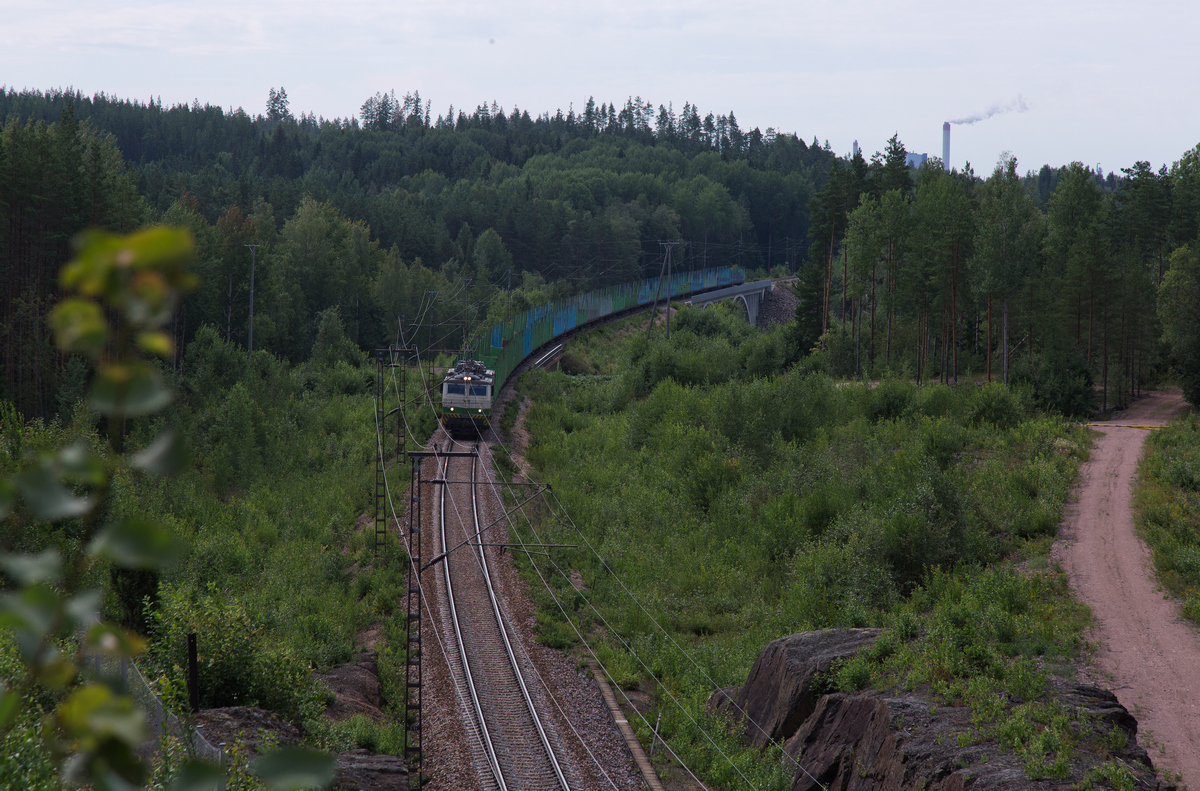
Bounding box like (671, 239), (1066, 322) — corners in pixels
(942, 122), (950, 170)
(852, 140), (859, 158)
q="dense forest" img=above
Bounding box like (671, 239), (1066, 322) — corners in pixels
(797, 140), (1200, 415)
(1, 86), (838, 419)
(4, 85), (1200, 424)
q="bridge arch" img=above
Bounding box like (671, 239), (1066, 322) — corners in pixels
(734, 294), (751, 323)
(685, 279), (774, 326)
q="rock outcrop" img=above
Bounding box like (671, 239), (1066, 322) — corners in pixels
(757, 282), (800, 329)
(333, 748), (408, 791)
(784, 683), (1158, 791)
(715, 628), (881, 748)
(318, 650), (410, 790)
(316, 651), (385, 723)
(719, 630), (1169, 791)
(190, 706), (303, 754)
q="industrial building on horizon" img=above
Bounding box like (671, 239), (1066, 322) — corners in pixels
(902, 123), (951, 170)
(853, 123), (950, 170)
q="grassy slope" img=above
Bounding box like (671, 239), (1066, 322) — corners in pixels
(0, 337), (440, 785)
(503, 306), (1138, 789)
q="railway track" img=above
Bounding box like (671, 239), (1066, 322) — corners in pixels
(434, 436), (573, 790)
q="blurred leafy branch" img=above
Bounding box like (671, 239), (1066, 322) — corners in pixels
(0, 228), (334, 790)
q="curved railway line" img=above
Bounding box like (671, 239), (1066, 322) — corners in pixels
(432, 436), (573, 790)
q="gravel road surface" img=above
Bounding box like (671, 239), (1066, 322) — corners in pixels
(1055, 390), (1199, 785)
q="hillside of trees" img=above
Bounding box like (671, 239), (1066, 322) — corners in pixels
(0, 86), (840, 420)
(4, 83), (1200, 789)
(0, 86), (832, 276)
(4, 85), (1200, 423)
(797, 140), (1200, 415)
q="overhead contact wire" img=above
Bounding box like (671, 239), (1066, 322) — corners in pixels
(372, 398), (489, 764)
(482, 395), (824, 791)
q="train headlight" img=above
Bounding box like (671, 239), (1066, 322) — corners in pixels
(449, 407), (454, 411)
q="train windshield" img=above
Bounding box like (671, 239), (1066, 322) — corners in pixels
(469, 385), (489, 397)
(445, 384), (465, 395)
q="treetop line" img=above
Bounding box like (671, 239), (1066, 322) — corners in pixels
(2, 84), (1200, 424)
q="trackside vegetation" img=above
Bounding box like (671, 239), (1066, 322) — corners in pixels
(504, 304), (1119, 788)
(1, 274), (435, 786)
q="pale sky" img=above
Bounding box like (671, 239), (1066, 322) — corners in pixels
(3, 0), (1197, 176)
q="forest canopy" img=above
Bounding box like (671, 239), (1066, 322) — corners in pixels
(4, 86), (1200, 421)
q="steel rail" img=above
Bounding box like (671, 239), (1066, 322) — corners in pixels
(439, 446), (507, 790)
(440, 437), (570, 790)
(468, 445), (571, 790)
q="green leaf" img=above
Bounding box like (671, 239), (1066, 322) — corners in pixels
(117, 225), (196, 276)
(15, 465), (91, 522)
(36, 654), (77, 689)
(132, 431), (189, 477)
(90, 363), (171, 418)
(0, 584), (62, 643)
(63, 229), (122, 295)
(137, 330), (174, 358)
(94, 769), (143, 791)
(0, 479), (15, 520)
(48, 298), (109, 357)
(0, 549), (62, 585)
(252, 748), (337, 791)
(63, 227), (197, 324)
(64, 590), (103, 632)
(167, 760), (224, 791)
(0, 683), (20, 727)
(59, 442), (107, 486)
(86, 622), (146, 659)
(58, 683), (146, 746)
(89, 518), (182, 570)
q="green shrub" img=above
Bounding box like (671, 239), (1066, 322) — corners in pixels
(308, 715), (405, 755)
(510, 308), (1091, 788)
(209, 382), (261, 494)
(870, 378), (914, 422)
(971, 382), (1027, 429)
(149, 584), (324, 722)
(1010, 343), (1094, 418)
(1079, 760), (1137, 791)
(184, 325), (249, 405)
(316, 360), (373, 396)
(1135, 414), (1200, 623)
(0, 633), (58, 790)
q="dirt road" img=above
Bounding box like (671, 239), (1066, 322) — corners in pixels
(1055, 390), (1199, 785)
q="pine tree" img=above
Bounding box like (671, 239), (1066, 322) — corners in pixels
(266, 87), (291, 123)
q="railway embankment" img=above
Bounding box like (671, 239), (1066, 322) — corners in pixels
(755, 282), (800, 329)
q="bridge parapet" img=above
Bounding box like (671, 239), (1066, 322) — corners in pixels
(684, 279), (774, 325)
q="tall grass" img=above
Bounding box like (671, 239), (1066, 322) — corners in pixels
(509, 305), (1093, 787)
(124, 333), (437, 726)
(3, 320), (434, 749)
(1135, 412), (1200, 622)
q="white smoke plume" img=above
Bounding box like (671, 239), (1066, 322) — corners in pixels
(949, 96), (1030, 126)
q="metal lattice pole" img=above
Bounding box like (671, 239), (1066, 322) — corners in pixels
(396, 347), (406, 459)
(375, 351), (387, 556)
(404, 455), (424, 782)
